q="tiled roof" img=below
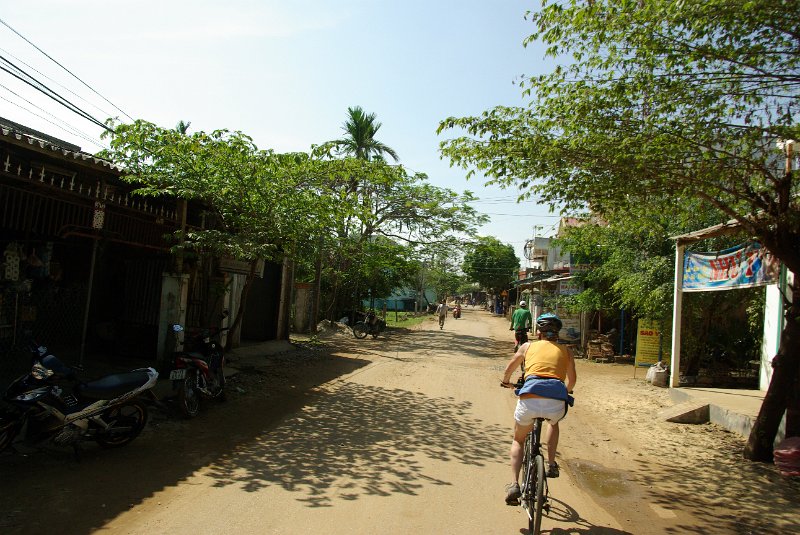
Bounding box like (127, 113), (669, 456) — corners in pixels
(0, 118), (121, 172)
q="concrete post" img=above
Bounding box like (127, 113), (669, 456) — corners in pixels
(670, 243), (685, 388)
(157, 273), (189, 370)
(294, 283), (312, 333)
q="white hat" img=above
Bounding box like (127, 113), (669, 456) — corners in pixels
(519, 300), (527, 307)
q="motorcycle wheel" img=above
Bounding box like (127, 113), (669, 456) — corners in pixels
(353, 322), (369, 339)
(95, 400), (148, 448)
(177, 369), (201, 418)
(208, 367), (225, 401)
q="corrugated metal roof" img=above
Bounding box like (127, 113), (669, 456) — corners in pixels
(670, 219), (742, 245)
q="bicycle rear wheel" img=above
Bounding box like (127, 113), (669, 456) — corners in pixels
(520, 437), (532, 503)
(531, 455), (546, 535)
(520, 437), (536, 519)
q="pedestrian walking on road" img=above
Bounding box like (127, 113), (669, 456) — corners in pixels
(436, 300), (448, 329)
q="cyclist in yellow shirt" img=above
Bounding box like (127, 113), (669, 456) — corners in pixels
(501, 313), (576, 505)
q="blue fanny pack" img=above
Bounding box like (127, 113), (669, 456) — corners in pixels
(515, 376), (575, 407)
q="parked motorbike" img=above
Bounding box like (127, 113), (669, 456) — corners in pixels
(170, 313), (228, 418)
(0, 338), (158, 455)
(352, 309), (386, 339)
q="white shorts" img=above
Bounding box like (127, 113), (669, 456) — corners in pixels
(514, 397), (567, 426)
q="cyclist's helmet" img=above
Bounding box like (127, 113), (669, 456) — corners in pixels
(536, 313), (562, 338)
(519, 300), (527, 307)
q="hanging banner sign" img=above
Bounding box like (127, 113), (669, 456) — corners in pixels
(635, 318), (670, 367)
(682, 242), (778, 292)
(558, 279), (582, 295)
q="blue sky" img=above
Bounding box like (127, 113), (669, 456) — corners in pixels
(1, 0), (563, 263)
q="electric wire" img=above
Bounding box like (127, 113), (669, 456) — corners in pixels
(0, 45), (117, 121)
(0, 17), (134, 122)
(0, 85), (107, 150)
(0, 96), (106, 151)
(0, 54), (110, 132)
(480, 212), (562, 217)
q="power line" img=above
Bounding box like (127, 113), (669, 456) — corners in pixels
(0, 54), (110, 132)
(0, 45), (116, 121)
(0, 85), (107, 150)
(0, 17), (133, 122)
(480, 212), (562, 217)
(472, 199), (541, 204)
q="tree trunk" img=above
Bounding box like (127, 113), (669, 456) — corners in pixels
(744, 281), (799, 461)
(311, 237), (323, 330)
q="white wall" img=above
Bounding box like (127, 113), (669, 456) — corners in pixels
(761, 268), (794, 390)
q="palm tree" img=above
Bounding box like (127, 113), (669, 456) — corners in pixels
(327, 107), (399, 317)
(175, 120), (191, 134)
(334, 106), (399, 161)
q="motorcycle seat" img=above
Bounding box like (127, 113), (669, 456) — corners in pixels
(76, 370), (152, 400)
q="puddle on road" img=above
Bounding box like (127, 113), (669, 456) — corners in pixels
(568, 459), (631, 498)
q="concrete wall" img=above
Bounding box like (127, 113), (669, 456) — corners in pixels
(760, 268), (794, 391)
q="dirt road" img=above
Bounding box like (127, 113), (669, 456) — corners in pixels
(2, 308), (798, 534)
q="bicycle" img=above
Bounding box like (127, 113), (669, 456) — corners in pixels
(352, 310), (385, 339)
(501, 379), (550, 535)
(521, 416), (549, 534)
(513, 327), (530, 352)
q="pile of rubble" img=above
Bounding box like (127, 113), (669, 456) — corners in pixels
(315, 319), (352, 338)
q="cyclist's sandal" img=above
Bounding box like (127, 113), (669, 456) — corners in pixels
(547, 462), (560, 478)
(504, 482), (521, 505)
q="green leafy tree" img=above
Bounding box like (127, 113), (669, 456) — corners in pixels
(102, 120), (328, 347)
(462, 237), (520, 293)
(556, 201), (722, 321)
(304, 107), (484, 320)
(557, 206), (762, 373)
(312, 157), (486, 318)
(439, 1), (799, 460)
(422, 246), (467, 302)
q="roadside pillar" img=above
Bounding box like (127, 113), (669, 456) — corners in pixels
(670, 243), (685, 387)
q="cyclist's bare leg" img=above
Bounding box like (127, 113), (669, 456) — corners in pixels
(510, 421), (534, 482)
(545, 421), (559, 464)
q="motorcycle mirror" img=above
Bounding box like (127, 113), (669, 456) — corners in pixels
(172, 324), (184, 333)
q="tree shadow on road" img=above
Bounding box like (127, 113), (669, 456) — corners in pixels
(0, 342), (512, 532)
(628, 439), (800, 535)
(203, 379), (509, 507)
(0, 350), (374, 533)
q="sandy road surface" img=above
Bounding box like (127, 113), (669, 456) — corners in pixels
(2, 308), (798, 534)
(97, 307), (623, 534)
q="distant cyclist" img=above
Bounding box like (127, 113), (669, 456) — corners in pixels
(509, 300), (533, 351)
(501, 312), (576, 505)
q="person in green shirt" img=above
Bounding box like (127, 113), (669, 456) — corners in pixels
(510, 300), (533, 351)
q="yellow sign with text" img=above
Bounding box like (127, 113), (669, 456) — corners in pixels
(635, 319), (671, 367)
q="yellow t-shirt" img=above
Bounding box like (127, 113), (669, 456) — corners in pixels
(523, 340), (570, 381)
